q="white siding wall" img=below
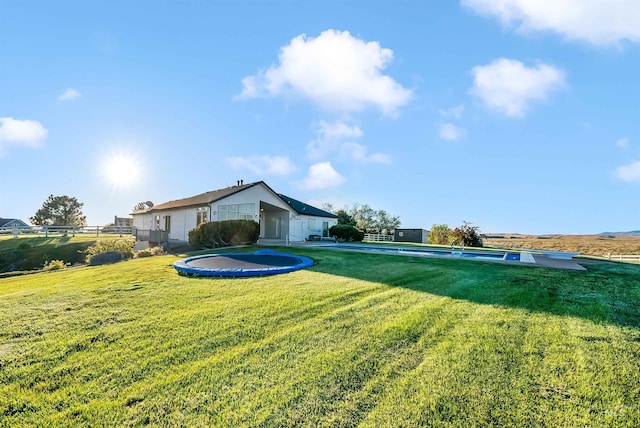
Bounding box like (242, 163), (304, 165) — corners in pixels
(133, 209), (199, 242)
(289, 217), (303, 241)
(300, 215), (338, 240)
(158, 208), (197, 242)
(132, 213), (153, 230)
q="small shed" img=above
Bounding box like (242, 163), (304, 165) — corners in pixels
(394, 228), (428, 244)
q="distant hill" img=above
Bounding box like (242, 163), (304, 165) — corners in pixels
(600, 231), (640, 236)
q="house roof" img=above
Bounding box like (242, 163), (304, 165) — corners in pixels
(277, 194), (337, 218)
(138, 181), (261, 213)
(0, 218), (29, 228)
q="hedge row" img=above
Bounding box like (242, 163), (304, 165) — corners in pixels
(188, 220), (260, 248)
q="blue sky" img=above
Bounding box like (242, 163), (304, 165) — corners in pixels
(1, 0), (639, 234)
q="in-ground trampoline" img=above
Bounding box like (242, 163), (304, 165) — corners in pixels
(173, 249), (314, 278)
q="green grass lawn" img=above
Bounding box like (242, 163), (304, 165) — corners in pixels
(1, 247), (639, 426)
(0, 235), (134, 275)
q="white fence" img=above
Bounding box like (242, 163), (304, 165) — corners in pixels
(0, 225), (134, 238)
(364, 233), (394, 242)
(604, 254), (640, 263)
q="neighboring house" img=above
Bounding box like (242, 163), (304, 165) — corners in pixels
(0, 218), (30, 229)
(131, 181), (338, 243)
(113, 216), (133, 227)
(102, 216), (133, 233)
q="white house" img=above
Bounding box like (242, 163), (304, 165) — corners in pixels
(131, 181), (338, 243)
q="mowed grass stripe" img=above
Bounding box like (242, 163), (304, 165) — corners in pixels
(364, 313), (638, 427)
(1, 248), (640, 426)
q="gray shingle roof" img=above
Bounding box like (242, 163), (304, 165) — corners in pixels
(141, 182), (260, 212)
(277, 194), (337, 218)
(0, 218), (29, 227)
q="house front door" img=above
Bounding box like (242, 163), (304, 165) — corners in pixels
(272, 217), (281, 239)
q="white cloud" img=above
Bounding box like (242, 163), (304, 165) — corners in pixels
(462, 0), (640, 46)
(439, 123), (466, 141)
(307, 119), (364, 159)
(439, 103), (465, 119)
(237, 29), (413, 116)
(616, 137), (630, 148)
(616, 161), (640, 182)
(340, 142), (391, 163)
(317, 120), (363, 140)
(306, 119), (390, 163)
(58, 88), (82, 101)
(226, 155), (296, 176)
(470, 58), (565, 117)
(302, 162), (346, 189)
(0, 117), (48, 155)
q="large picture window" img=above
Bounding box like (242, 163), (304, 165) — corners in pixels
(218, 203), (254, 221)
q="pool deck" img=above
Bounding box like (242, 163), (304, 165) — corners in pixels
(527, 254), (587, 271)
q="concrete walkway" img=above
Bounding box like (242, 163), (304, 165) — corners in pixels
(529, 254), (587, 271)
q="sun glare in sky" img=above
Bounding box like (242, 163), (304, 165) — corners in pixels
(101, 151), (142, 189)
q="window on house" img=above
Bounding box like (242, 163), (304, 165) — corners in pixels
(218, 205), (228, 221)
(164, 215), (171, 233)
(197, 210), (208, 225)
(238, 203), (254, 220)
(218, 203), (254, 221)
(155, 215), (160, 230)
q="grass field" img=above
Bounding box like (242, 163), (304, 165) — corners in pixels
(1, 246), (640, 426)
(484, 234), (640, 257)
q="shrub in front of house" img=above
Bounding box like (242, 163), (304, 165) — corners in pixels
(85, 239), (135, 264)
(329, 224), (364, 242)
(188, 220), (260, 249)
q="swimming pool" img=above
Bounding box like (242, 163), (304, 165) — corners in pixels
(323, 244), (521, 261)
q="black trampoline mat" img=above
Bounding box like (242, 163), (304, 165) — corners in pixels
(187, 254), (302, 270)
